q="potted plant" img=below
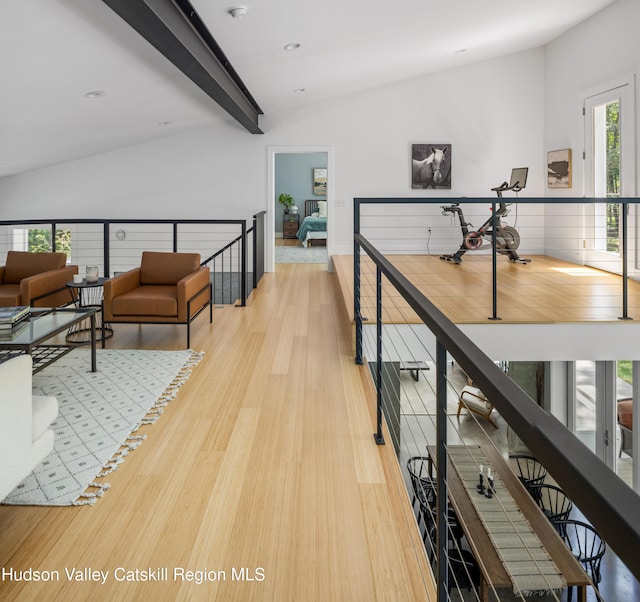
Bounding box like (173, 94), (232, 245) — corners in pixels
(278, 193), (294, 214)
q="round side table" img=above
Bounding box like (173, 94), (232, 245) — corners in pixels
(65, 277), (113, 345)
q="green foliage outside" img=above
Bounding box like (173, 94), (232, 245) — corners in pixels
(606, 101), (620, 253)
(28, 228), (72, 260)
(617, 360), (632, 385)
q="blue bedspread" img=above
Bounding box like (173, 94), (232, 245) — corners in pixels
(296, 216), (327, 243)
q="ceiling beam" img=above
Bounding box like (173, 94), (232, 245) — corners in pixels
(102, 0), (263, 134)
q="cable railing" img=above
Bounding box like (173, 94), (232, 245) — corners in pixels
(0, 215), (267, 307)
(353, 199), (640, 601)
(354, 197), (640, 323)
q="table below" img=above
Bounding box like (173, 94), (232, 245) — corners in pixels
(66, 277), (113, 345)
(427, 444), (590, 602)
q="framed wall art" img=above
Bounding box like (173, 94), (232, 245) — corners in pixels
(313, 168), (327, 196)
(411, 144), (451, 189)
(547, 149), (572, 188)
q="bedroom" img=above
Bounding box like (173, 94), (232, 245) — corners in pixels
(274, 152), (328, 264)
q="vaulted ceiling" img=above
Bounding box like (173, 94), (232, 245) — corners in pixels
(0, 0), (615, 177)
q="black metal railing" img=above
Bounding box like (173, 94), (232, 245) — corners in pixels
(354, 230), (640, 600)
(0, 216), (266, 307)
(354, 197), (639, 323)
(253, 211), (266, 290)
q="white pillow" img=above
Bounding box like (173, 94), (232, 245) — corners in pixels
(317, 200), (327, 217)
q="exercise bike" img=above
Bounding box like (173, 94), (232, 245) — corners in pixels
(439, 167), (531, 265)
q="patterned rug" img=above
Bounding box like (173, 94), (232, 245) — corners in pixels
(2, 348), (202, 506)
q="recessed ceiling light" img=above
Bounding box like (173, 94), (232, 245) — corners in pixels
(284, 43), (301, 51)
(228, 6), (247, 19)
(84, 90), (106, 99)
(294, 88), (306, 93)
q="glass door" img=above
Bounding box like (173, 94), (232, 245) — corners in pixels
(583, 80), (636, 273)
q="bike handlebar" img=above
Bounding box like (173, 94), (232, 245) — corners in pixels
(491, 181), (509, 192)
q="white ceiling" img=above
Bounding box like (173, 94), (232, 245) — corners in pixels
(0, 0), (615, 177)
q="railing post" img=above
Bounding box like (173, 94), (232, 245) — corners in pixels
(354, 199), (363, 365)
(239, 221), (247, 306)
(172, 223), (178, 252)
(51, 222), (57, 252)
(489, 202), (500, 320)
(435, 338), (449, 601)
(619, 201), (632, 320)
(103, 222), (110, 277)
(374, 264), (384, 445)
(355, 241), (363, 365)
(252, 214), (258, 290)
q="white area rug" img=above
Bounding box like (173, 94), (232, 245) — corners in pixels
(3, 348), (202, 506)
(275, 244), (327, 263)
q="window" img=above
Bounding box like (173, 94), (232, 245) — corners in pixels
(13, 227), (72, 261)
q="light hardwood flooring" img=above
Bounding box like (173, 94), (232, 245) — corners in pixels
(275, 237), (301, 247)
(333, 253), (640, 324)
(0, 264), (435, 602)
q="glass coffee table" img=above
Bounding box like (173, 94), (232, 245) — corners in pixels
(0, 307), (98, 373)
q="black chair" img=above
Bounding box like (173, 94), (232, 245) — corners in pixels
(406, 456), (464, 559)
(447, 548), (481, 595)
(555, 519), (606, 602)
(407, 456), (436, 518)
(529, 483), (573, 533)
(510, 454), (547, 500)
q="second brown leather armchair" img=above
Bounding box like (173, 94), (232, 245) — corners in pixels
(103, 251), (212, 348)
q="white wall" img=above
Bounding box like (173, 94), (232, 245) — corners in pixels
(544, 0), (640, 262)
(264, 48), (546, 255)
(4, 2), (639, 263)
(0, 48), (546, 261)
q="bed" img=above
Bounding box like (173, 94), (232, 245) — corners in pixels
(296, 200), (327, 247)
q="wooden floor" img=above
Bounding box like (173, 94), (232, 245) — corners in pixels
(0, 264), (435, 601)
(333, 253), (640, 324)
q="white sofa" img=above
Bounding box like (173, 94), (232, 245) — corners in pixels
(0, 355), (58, 501)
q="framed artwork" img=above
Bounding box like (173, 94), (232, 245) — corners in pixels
(412, 144), (451, 189)
(313, 168), (327, 196)
(547, 149), (572, 188)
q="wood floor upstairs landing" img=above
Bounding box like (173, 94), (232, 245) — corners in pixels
(0, 264), (435, 602)
(333, 254), (640, 324)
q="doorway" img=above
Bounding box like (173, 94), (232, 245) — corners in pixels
(583, 77), (636, 273)
(267, 146), (334, 272)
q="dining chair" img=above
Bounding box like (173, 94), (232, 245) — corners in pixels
(406, 456), (435, 513)
(554, 519), (606, 602)
(406, 456), (464, 559)
(447, 548), (481, 595)
(529, 483), (573, 533)
(509, 454), (548, 500)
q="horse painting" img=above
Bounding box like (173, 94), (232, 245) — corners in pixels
(411, 144), (451, 189)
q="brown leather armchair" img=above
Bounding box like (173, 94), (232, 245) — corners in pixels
(0, 251), (78, 308)
(103, 251), (212, 348)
